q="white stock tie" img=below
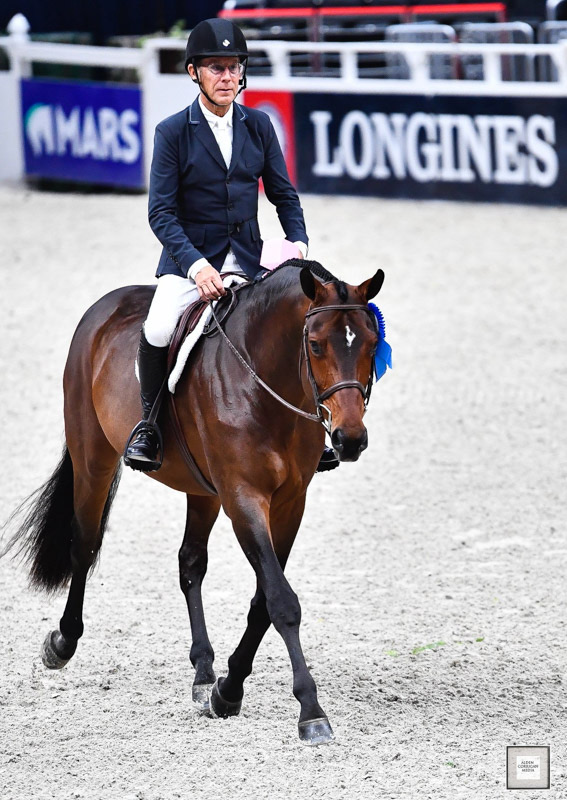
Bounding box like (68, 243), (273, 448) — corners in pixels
(215, 117), (232, 169)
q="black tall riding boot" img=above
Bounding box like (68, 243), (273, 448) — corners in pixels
(123, 329), (169, 472)
(316, 446), (340, 473)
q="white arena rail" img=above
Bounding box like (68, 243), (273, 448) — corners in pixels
(2, 13), (567, 192)
(143, 36), (567, 96)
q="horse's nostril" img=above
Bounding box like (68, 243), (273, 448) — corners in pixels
(331, 428), (345, 452)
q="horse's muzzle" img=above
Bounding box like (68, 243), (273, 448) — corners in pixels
(331, 427), (368, 462)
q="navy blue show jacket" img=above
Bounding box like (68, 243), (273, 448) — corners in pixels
(148, 97), (308, 280)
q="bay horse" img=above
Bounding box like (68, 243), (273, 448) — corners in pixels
(5, 260), (385, 745)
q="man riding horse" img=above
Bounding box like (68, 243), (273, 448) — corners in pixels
(124, 18), (338, 473)
(5, 26), (389, 733)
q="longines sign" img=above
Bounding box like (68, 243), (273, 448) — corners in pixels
(294, 93), (566, 204)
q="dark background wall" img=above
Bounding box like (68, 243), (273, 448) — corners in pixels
(0, 1), (553, 44)
(506, 1), (549, 23)
(1, 1), (225, 43)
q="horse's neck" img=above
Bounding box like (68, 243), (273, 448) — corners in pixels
(252, 277), (307, 336)
(235, 274), (309, 382)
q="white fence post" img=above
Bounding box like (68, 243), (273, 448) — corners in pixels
(483, 50), (503, 85)
(6, 13), (32, 80)
(405, 49), (431, 87)
(0, 14), (31, 181)
(341, 50), (358, 83)
(268, 44), (291, 81)
(555, 39), (567, 83)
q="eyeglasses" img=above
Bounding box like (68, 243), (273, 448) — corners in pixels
(200, 62), (245, 77)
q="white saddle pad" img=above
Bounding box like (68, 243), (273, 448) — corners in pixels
(168, 273), (248, 393)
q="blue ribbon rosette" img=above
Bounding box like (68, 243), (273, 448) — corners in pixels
(368, 302), (392, 382)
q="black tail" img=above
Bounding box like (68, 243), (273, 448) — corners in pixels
(1, 446), (121, 594)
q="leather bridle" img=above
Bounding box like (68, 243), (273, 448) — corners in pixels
(209, 297), (378, 434)
(302, 303), (378, 434)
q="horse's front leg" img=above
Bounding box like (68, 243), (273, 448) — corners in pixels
(215, 495), (303, 711)
(215, 492), (333, 744)
(179, 494), (221, 710)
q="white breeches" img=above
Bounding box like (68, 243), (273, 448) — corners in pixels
(143, 275), (201, 347)
(143, 260), (246, 348)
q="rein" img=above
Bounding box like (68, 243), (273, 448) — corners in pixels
(209, 296), (377, 434)
(209, 300), (321, 424)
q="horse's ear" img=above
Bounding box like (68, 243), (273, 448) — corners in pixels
(300, 267), (317, 300)
(361, 269), (385, 301)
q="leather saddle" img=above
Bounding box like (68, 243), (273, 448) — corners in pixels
(167, 279), (242, 373)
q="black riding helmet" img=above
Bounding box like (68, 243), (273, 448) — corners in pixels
(185, 19), (248, 103)
(185, 18), (248, 86)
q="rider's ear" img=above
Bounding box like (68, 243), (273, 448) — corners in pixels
(187, 63), (198, 82)
(361, 269), (385, 301)
(300, 267), (317, 300)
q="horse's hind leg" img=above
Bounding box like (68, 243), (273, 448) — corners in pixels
(211, 581), (270, 718)
(178, 494), (221, 709)
(43, 441), (121, 669)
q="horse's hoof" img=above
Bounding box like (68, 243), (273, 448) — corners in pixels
(298, 717), (335, 745)
(192, 683), (214, 713)
(41, 631), (76, 670)
(209, 678), (242, 718)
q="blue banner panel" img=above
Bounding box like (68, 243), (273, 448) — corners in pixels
(294, 93), (567, 205)
(21, 79), (143, 188)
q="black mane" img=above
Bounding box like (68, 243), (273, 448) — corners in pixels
(252, 258), (349, 302)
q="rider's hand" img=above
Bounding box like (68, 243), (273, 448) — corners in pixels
(195, 264), (226, 301)
(293, 241), (305, 259)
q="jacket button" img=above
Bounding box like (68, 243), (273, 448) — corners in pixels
(228, 203), (233, 210)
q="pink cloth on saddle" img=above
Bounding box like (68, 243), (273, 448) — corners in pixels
(260, 239), (302, 270)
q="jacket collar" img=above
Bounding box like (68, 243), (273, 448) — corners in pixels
(188, 97), (248, 174)
(229, 102), (248, 176)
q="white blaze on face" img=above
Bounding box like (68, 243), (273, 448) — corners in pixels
(345, 325), (356, 348)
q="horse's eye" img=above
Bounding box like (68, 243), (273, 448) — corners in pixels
(309, 340), (322, 356)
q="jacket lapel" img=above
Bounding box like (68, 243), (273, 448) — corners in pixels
(190, 98), (227, 172)
(228, 103), (248, 177)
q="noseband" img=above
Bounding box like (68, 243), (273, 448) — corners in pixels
(209, 297), (378, 433)
(302, 304), (378, 434)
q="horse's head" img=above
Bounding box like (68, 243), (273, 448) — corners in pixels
(300, 267), (385, 462)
